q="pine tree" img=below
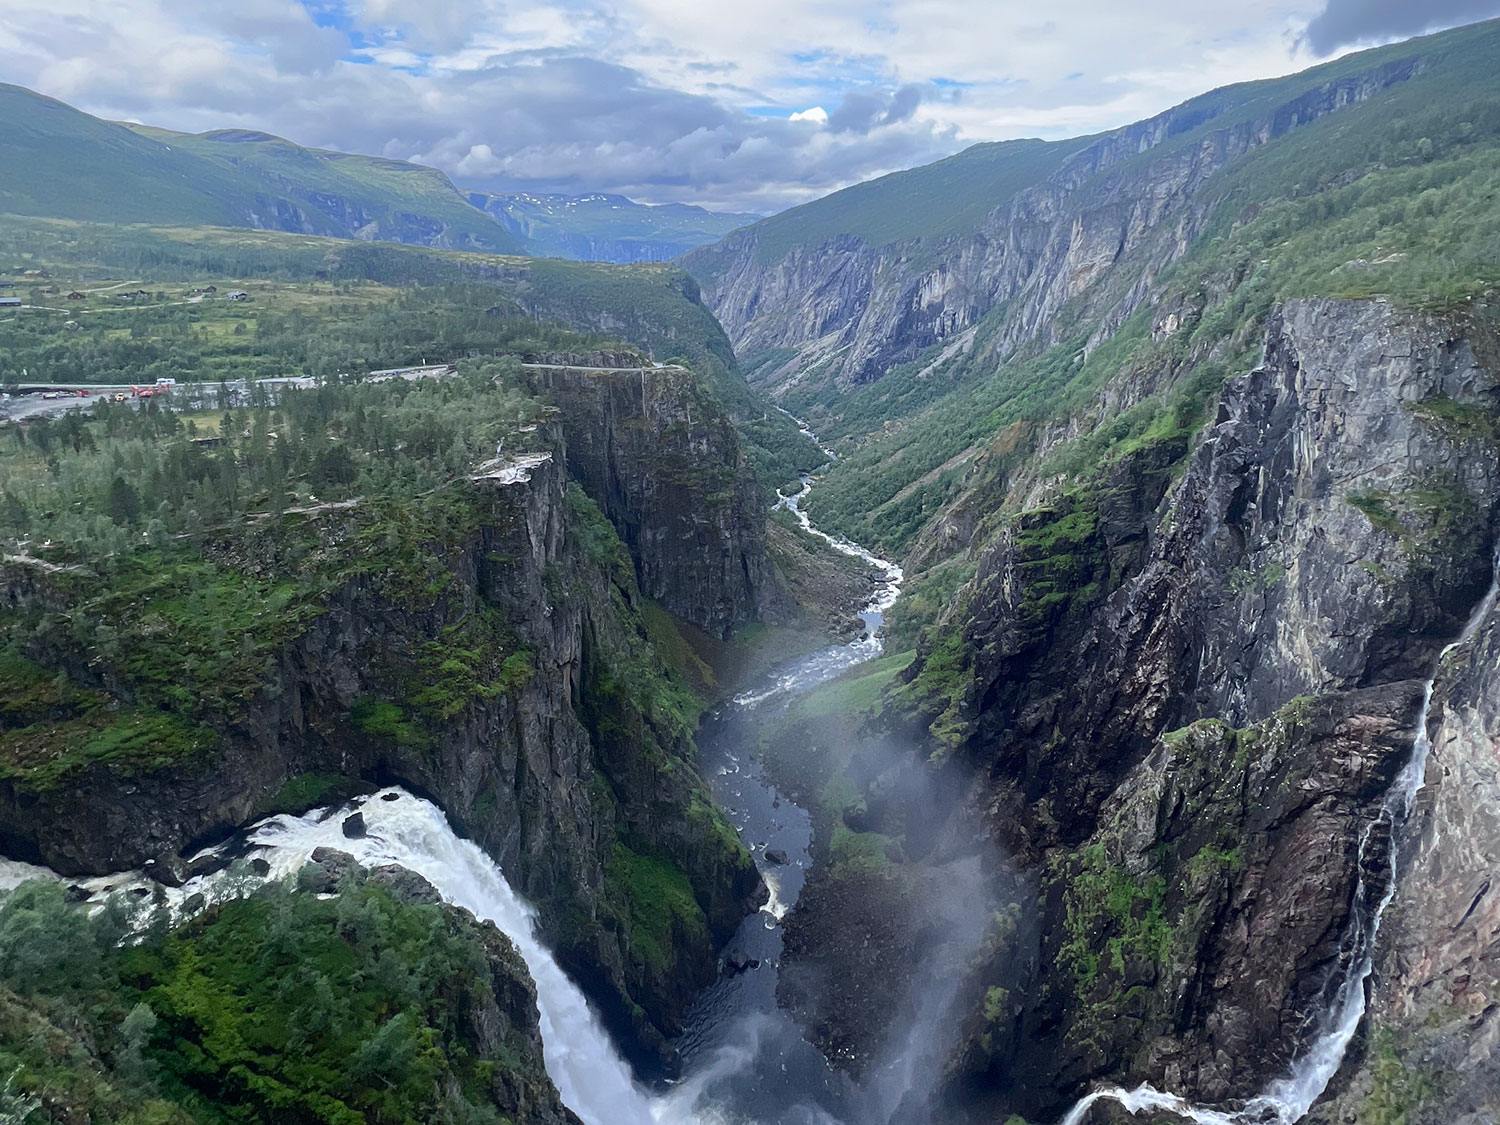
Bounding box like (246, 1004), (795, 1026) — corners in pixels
(106, 475), (142, 526)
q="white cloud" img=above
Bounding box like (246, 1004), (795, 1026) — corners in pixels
(0, 0), (1487, 212)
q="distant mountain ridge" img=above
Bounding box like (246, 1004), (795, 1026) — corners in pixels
(0, 84), (523, 252)
(682, 22), (1497, 390)
(468, 190), (760, 262)
(0, 84), (756, 262)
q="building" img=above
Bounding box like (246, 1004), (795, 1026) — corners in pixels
(0, 297), (20, 308)
(67, 292), (85, 300)
(226, 290), (250, 301)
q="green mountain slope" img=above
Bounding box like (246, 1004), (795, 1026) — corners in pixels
(683, 18), (1500, 558)
(0, 85), (522, 253)
(687, 23), (1494, 287)
(469, 191), (759, 263)
(698, 136), (1091, 278)
(0, 217), (818, 491)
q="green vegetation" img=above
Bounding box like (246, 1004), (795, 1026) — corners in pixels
(881, 563), (974, 651)
(567, 482), (633, 574)
(1007, 491), (1107, 638)
(0, 216), (818, 495)
(1409, 393), (1500, 445)
(1055, 843), (1174, 995)
(606, 845), (711, 974)
(0, 647), (217, 790)
(255, 772), (363, 817)
(1348, 490), (1406, 536)
(0, 346), (574, 784)
(349, 699), (431, 750)
(639, 599), (717, 698)
(710, 19), (1500, 562)
(1347, 471), (1487, 572)
(0, 706), (216, 792)
(407, 614), (533, 721)
(1359, 1030), (1435, 1125)
(0, 274), (613, 388)
(779, 648), (915, 727)
(0, 875), (555, 1123)
(892, 629), (971, 752)
(686, 137), (1090, 276)
(0, 82), (520, 251)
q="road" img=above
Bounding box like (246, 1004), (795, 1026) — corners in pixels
(0, 361), (679, 424)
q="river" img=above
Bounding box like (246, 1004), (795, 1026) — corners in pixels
(5, 419), (1476, 1125)
(0, 427), (909, 1125)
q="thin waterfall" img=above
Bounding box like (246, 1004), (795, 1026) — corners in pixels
(1057, 548), (1500, 1125)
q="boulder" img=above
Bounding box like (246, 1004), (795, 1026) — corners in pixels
(301, 848), (364, 894)
(368, 864), (442, 905)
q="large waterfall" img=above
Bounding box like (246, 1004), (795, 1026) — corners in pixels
(30, 791), (672, 1125)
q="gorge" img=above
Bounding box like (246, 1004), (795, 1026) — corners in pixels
(3, 14), (1500, 1125)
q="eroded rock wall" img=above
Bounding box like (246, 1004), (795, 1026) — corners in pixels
(523, 361), (778, 638)
(0, 425), (763, 1071)
(1314, 591), (1500, 1124)
(895, 298), (1500, 1117)
(686, 59), (1424, 392)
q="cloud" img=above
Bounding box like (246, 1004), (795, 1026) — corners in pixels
(0, 0), (1476, 213)
(1302, 0), (1500, 54)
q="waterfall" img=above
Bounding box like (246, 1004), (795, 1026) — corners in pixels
(50, 791), (689, 1125)
(1057, 549), (1500, 1125)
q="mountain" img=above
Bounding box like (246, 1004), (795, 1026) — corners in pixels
(682, 18), (1500, 555)
(0, 83), (759, 264)
(679, 17), (1500, 1124)
(468, 191), (759, 263)
(0, 84), (523, 252)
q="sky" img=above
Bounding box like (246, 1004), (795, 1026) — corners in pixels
(0, 0), (1495, 213)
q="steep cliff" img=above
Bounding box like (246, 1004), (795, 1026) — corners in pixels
(1314, 580), (1500, 1124)
(522, 360), (781, 637)
(684, 41), (1442, 391)
(681, 20), (1500, 560)
(859, 298), (1500, 1118)
(0, 409), (763, 1069)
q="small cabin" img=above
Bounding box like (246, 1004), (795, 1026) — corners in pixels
(226, 290), (249, 301)
(0, 297), (20, 308)
(67, 292), (85, 300)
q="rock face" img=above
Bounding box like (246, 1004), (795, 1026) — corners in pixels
(893, 298), (1500, 1117)
(0, 412), (764, 1070)
(1004, 687), (1418, 1108)
(684, 57), (1424, 393)
(523, 360), (777, 637)
(1314, 591), (1500, 1125)
(928, 299), (1500, 855)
